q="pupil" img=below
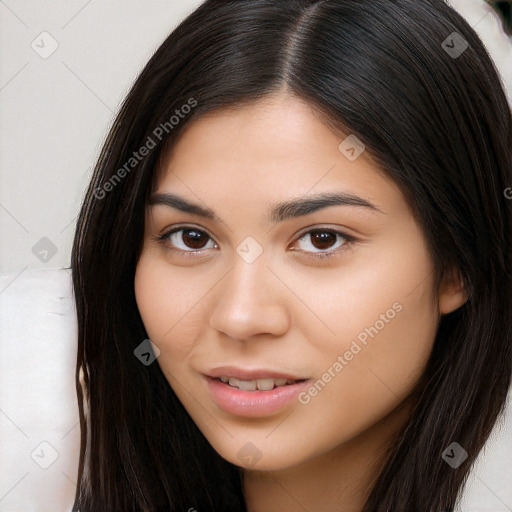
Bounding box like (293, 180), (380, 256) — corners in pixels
(183, 230), (208, 249)
(311, 231), (335, 250)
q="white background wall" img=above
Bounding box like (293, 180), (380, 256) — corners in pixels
(0, 1), (511, 511)
(0, 0), (205, 275)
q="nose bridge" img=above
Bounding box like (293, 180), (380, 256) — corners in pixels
(229, 255), (270, 305)
(208, 251), (290, 340)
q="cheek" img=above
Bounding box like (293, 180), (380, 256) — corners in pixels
(135, 252), (197, 338)
(134, 256), (172, 342)
(296, 302), (437, 457)
(288, 231), (437, 355)
(296, 237), (439, 430)
(134, 251), (211, 371)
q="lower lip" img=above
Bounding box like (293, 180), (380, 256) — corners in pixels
(205, 377), (310, 417)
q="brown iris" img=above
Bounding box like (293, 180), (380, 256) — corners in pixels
(182, 229), (210, 249)
(309, 231), (337, 250)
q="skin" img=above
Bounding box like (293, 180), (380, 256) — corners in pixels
(134, 91), (467, 511)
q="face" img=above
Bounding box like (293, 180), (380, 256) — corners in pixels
(134, 92), (465, 471)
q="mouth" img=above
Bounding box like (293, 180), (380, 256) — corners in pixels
(204, 368), (310, 417)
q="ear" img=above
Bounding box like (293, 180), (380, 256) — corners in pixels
(438, 267), (468, 315)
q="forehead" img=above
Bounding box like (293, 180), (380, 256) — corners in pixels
(153, 94), (405, 219)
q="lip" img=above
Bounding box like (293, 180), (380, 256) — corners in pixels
(204, 375), (310, 418)
(206, 365), (306, 381)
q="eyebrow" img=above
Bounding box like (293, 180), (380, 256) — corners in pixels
(148, 191), (385, 223)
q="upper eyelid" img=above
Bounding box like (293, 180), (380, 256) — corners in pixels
(294, 224), (356, 239)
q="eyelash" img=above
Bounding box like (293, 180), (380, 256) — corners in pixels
(153, 226), (357, 260)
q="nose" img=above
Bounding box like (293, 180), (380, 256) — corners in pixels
(208, 256), (291, 341)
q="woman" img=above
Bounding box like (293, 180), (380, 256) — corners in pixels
(71, 0), (512, 510)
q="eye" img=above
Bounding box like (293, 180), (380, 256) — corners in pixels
(154, 226), (356, 260)
(155, 227), (218, 254)
(292, 229), (356, 259)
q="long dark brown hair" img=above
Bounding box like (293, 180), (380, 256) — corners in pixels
(71, 0), (512, 510)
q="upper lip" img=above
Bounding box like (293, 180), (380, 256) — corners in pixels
(205, 366), (307, 381)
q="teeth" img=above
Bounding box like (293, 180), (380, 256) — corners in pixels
(256, 378), (274, 391)
(221, 376), (298, 391)
(238, 380), (257, 391)
(229, 377), (257, 390)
